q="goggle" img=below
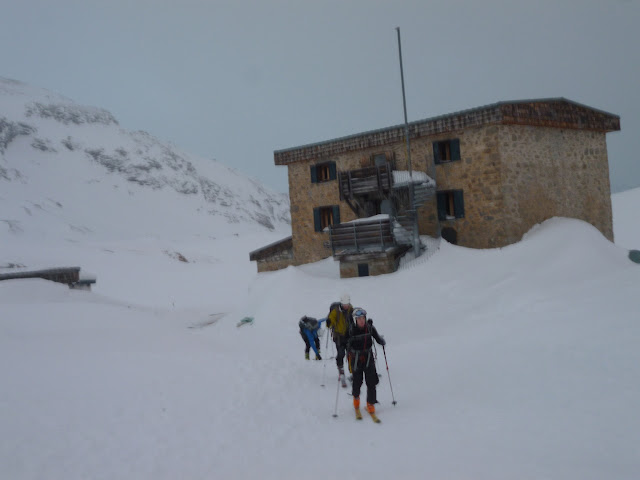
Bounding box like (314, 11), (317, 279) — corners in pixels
(353, 308), (367, 319)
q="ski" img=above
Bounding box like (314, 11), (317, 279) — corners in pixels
(355, 408), (363, 420)
(368, 412), (381, 423)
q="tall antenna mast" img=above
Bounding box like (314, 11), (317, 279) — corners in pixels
(396, 27), (421, 257)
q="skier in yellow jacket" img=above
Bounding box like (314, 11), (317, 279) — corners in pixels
(326, 293), (354, 386)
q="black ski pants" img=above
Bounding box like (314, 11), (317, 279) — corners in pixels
(351, 354), (379, 405)
(334, 337), (347, 371)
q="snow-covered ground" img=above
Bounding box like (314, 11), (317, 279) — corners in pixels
(1, 187), (639, 479)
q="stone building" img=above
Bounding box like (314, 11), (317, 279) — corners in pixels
(250, 98), (620, 277)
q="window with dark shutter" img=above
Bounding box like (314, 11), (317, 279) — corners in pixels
(312, 161), (337, 183)
(433, 139), (461, 164)
(450, 139), (461, 161)
(332, 205), (340, 225)
(453, 190), (465, 218)
(314, 205), (340, 232)
(328, 162), (337, 180)
(436, 190), (464, 220)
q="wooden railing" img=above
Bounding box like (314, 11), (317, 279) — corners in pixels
(329, 217), (395, 254)
(338, 163), (393, 200)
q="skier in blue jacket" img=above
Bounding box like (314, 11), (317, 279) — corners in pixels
(298, 316), (326, 360)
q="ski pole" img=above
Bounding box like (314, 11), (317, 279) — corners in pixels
(321, 327), (330, 387)
(373, 342), (381, 377)
(332, 372), (341, 417)
(321, 361), (327, 387)
(325, 325), (330, 350)
(382, 345), (397, 405)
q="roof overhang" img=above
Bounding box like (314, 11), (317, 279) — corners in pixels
(274, 98), (620, 166)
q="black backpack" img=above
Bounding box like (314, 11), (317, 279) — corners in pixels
(299, 316), (318, 331)
(329, 302), (341, 314)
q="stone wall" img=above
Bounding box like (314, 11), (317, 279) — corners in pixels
(289, 146), (409, 265)
(281, 100), (618, 266)
(256, 254), (295, 273)
(250, 237), (295, 272)
(338, 252), (400, 278)
(411, 124), (613, 248)
(288, 121), (614, 260)
(498, 125), (613, 243)
(423, 125), (508, 247)
(289, 161), (342, 265)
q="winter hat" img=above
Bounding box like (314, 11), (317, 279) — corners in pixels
(340, 293), (351, 305)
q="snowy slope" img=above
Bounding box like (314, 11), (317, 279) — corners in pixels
(1, 77), (639, 479)
(612, 186), (640, 250)
(0, 76), (289, 242)
(1, 212), (639, 479)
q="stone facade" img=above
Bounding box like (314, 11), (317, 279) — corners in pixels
(337, 249), (407, 278)
(498, 125), (613, 244)
(417, 124), (504, 247)
(416, 124), (615, 248)
(268, 98), (620, 269)
(288, 150), (400, 265)
(249, 237), (295, 272)
(254, 253), (295, 273)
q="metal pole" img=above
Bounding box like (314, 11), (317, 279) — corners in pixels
(332, 372), (341, 417)
(396, 27), (421, 257)
(321, 325), (331, 387)
(382, 345), (397, 405)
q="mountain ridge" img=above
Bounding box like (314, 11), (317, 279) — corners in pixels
(0, 76), (290, 241)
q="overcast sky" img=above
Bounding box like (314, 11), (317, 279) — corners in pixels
(2, 0), (638, 194)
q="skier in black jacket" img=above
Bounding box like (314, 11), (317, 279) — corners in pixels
(347, 308), (385, 415)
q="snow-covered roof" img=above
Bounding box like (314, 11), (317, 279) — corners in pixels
(392, 170), (435, 188)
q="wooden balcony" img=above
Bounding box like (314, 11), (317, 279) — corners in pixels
(329, 217), (396, 255)
(338, 163), (393, 200)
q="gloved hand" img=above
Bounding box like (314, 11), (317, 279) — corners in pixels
(378, 335), (386, 346)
